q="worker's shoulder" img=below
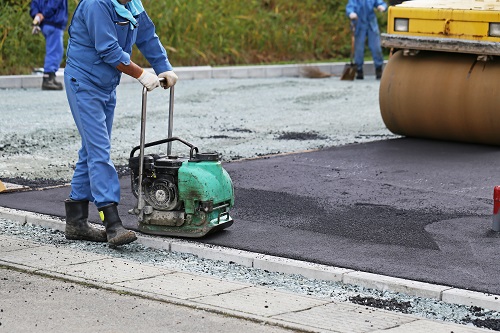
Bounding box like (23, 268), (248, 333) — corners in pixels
(79, 0), (114, 13)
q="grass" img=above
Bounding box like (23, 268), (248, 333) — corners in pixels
(0, 0), (387, 75)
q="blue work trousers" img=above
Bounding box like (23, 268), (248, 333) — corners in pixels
(64, 75), (120, 207)
(41, 24), (64, 73)
(354, 25), (384, 70)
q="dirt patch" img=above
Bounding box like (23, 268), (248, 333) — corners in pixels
(275, 131), (328, 141)
(349, 295), (412, 314)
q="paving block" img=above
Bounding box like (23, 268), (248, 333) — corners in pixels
(370, 318), (491, 332)
(442, 288), (500, 312)
(170, 241), (257, 267)
(264, 66), (284, 78)
(21, 76), (42, 89)
(117, 271), (249, 300)
(0, 245), (108, 270)
(25, 213), (65, 233)
(193, 285), (330, 317)
(230, 67), (250, 78)
(343, 271), (451, 299)
(52, 258), (172, 284)
(192, 68), (213, 80)
(0, 207), (28, 224)
(253, 254), (352, 282)
(0, 76), (23, 89)
(177, 70), (194, 80)
(281, 65), (300, 77)
(211, 67), (232, 79)
(136, 234), (172, 251)
(247, 66), (267, 78)
(0, 235), (42, 252)
(274, 302), (416, 333)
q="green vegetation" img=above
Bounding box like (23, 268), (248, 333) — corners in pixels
(0, 0), (387, 75)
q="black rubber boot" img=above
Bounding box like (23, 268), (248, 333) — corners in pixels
(356, 69), (364, 80)
(376, 66), (383, 80)
(65, 199), (107, 242)
(98, 203), (137, 247)
(42, 72), (63, 90)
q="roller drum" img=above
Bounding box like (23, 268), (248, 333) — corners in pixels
(379, 51), (500, 146)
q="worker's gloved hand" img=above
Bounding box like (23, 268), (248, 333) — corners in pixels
(377, 5), (385, 12)
(349, 12), (358, 20)
(137, 70), (160, 91)
(32, 14), (43, 35)
(32, 24), (41, 35)
(158, 71), (178, 89)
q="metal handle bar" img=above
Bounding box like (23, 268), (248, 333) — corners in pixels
(136, 80), (179, 211)
(130, 136), (199, 160)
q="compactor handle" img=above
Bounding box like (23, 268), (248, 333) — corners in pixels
(136, 81), (179, 211)
(130, 136), (199, 159)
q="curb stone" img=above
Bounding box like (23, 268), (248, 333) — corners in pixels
(1, 205), (500, 313)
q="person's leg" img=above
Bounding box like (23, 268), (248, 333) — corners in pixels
(41, 25), (64, 90)
(65, 76), (135, 246)
(65, 75), (93, 202)
(354, 27), (367, 79)
(66, 79), (120, 207)
(368, 28), (385, 79)
(63, 74), (107, 242)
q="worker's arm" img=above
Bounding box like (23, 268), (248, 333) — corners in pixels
(116, 61), (143, 79)
(117, 61), (160, 91)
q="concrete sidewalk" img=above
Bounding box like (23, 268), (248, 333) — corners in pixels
(0, 232), (490, 333)
(0, 61), (378, 89)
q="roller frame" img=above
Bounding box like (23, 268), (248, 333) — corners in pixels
(381, 33), (500, 56)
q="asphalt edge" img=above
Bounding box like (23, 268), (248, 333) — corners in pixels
(1, 205), (500, 313)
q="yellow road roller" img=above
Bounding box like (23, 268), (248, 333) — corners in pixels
(379, 0), (500, 145)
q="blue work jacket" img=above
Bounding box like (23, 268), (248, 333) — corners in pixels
(30, 0), (68, 29)
(346, 0), (387, 32)
(65, 0), (173, 90)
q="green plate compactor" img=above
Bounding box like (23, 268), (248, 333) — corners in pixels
(128, 83), (234, 237)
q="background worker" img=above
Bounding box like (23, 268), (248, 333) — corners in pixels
(346, 0), (387, 80)
(30, 0), (68, 90)
(64, 0), (178, 247)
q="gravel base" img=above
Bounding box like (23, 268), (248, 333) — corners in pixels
(0, 77), (395, 182)
(3, 78), (500, 330)
(1, 218), (500, 331)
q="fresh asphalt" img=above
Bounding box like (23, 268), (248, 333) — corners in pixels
(2, 137), (500, 295)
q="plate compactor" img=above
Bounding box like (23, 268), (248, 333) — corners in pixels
(128, 82), (234, 237)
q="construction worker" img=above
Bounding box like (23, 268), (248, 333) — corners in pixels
(30, 0), (68, 90)
(346, 0), (387, 80)
(64, 0), (178, 247)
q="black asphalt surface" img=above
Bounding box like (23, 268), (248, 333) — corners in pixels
(2, 137), (500, 294)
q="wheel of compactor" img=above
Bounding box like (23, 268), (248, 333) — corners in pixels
(379, 50), (500, 146)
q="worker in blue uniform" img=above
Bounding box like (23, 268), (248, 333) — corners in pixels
(30, 0), (68, 90)
(63, 0), (178, 247)
(346, 0), (387, 80)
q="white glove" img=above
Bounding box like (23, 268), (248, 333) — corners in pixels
(33, 13), (43, 25)
(32, 24), (41, 35)
(349, 12), (358, 20)
(377, 5), (385, 12)
(137, 70), (160, 91)
(32, 14), (42, 35)
(158, 71), (178, 89)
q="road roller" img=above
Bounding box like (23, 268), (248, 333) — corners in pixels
(379, 0), (500, 145)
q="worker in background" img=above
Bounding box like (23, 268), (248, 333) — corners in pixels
(63, 0), (178, 247)
(30, 0), (68, 90)
(346, 0), (387, 80)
